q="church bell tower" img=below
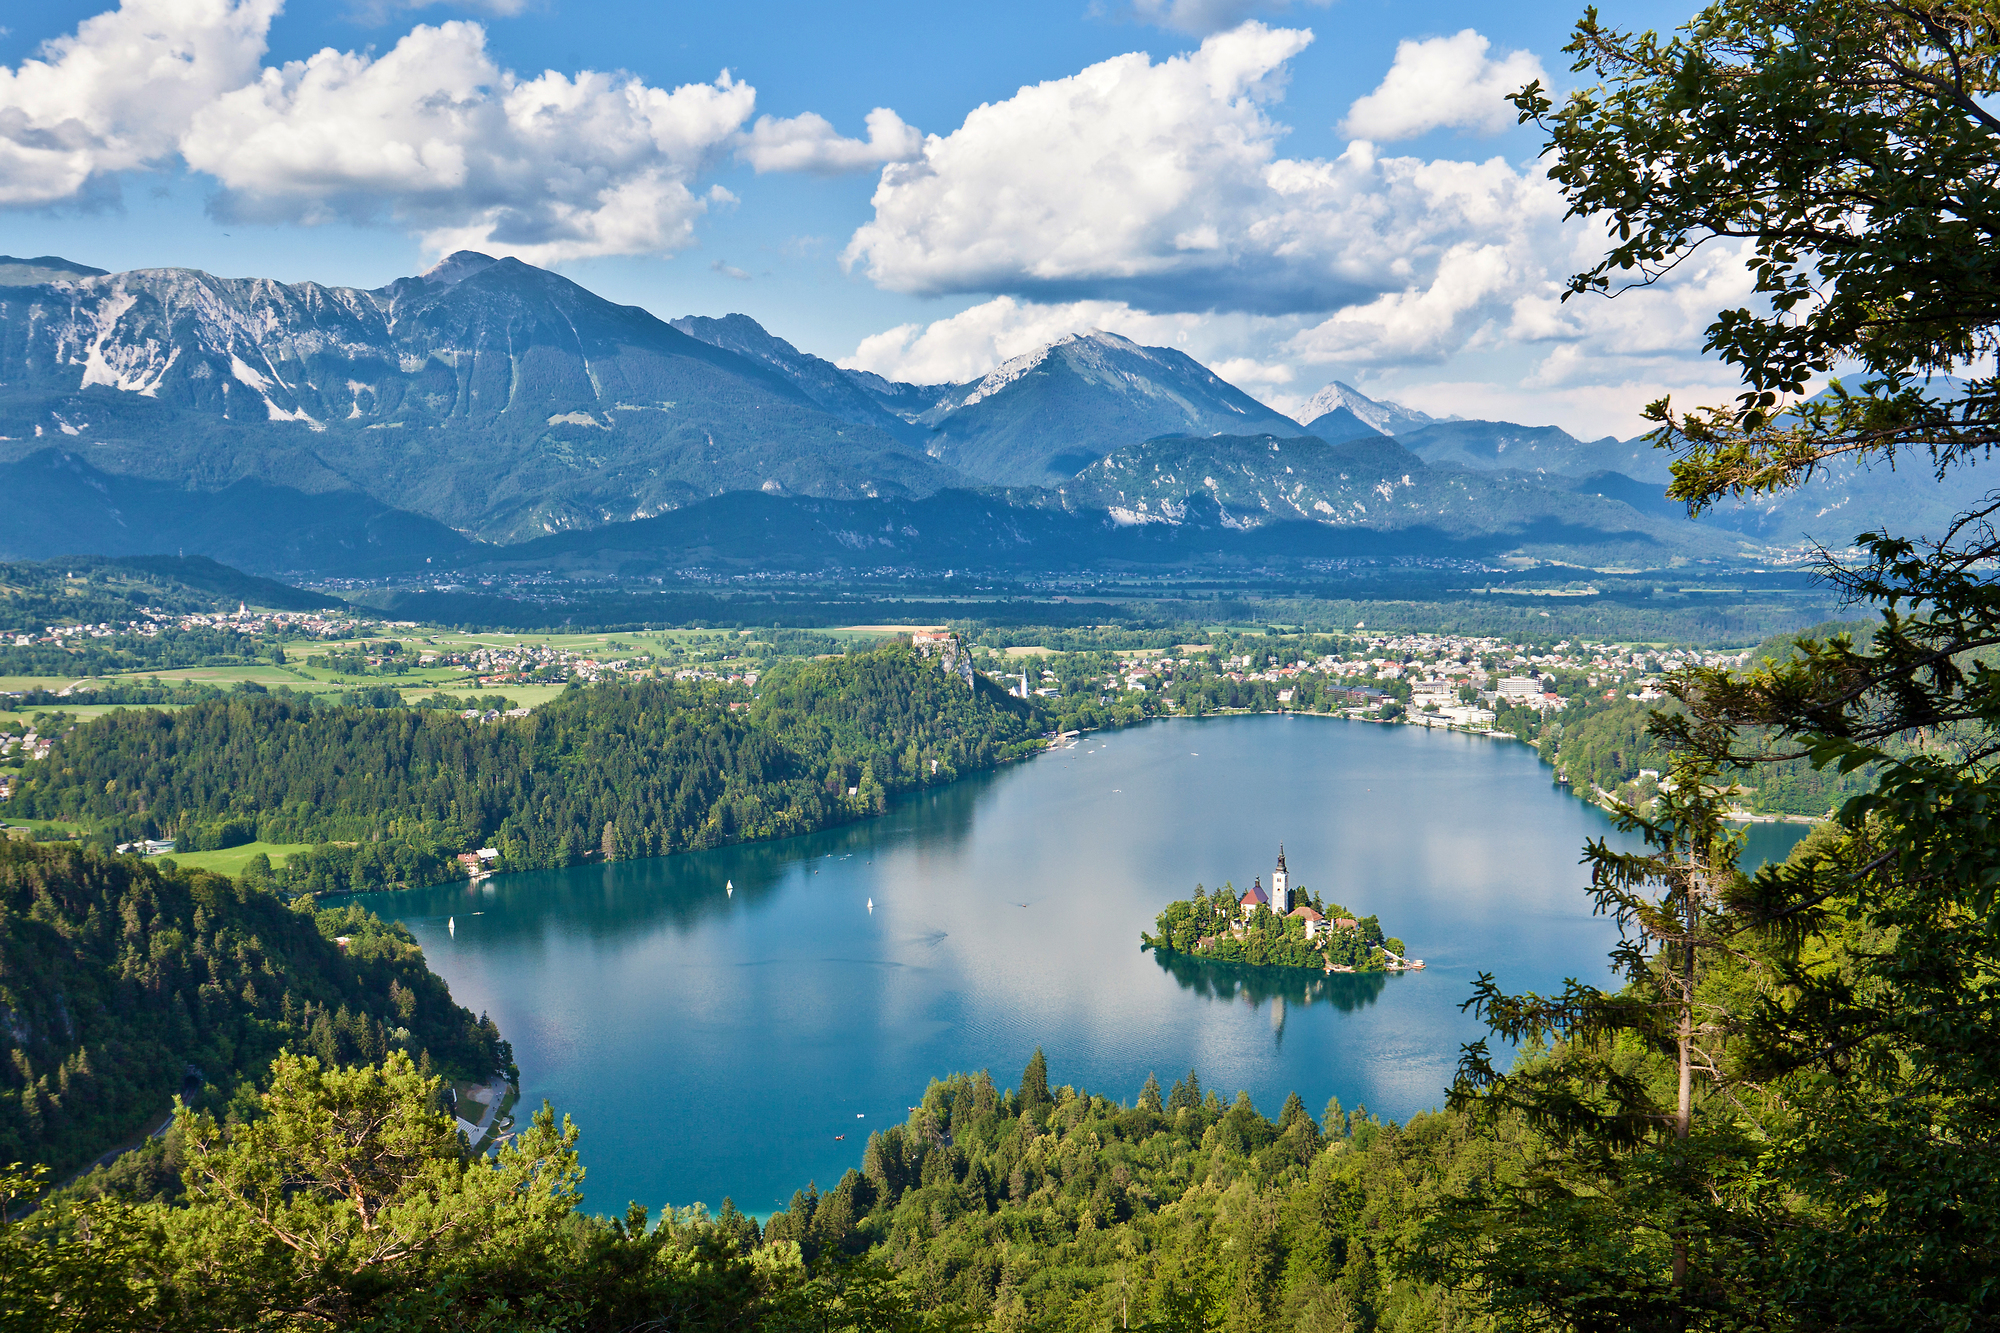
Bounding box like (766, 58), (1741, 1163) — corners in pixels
(1272, 844), (1291, 914)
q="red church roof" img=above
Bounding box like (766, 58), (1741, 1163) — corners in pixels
(1240, 877), (1270, 908)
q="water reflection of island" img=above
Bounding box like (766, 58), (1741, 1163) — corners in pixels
(1152, 947), (1391, 1014)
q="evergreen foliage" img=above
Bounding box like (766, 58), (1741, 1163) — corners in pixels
(0, 841), (506, 1178)
(5, 647), (1040, 891)
(1145, 884), (1399, 971)
(1, 1052), (940, 1333)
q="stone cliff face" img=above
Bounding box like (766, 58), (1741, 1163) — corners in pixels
(913, 631), (977, 690)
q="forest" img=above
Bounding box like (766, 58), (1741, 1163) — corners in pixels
(0, 841), (508, 1180)
(5, 645), (1042, 892)
(1534, 621), (1891, 817)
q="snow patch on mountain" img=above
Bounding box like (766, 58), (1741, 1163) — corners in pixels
(1295, 381), (1435, 435)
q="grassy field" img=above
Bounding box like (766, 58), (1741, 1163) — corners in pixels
(0, 703), (195, 725)
(401, 682), (571, 710)
(0, 675), (90, 692)
(103, 664), (314, 685)
(1, 817), (95, 838)
(153, 841), (310, 875)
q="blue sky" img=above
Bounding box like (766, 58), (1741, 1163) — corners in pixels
(0, 0), (1727, 434)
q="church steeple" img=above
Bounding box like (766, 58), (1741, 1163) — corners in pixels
(1272, 843), (1291, 913)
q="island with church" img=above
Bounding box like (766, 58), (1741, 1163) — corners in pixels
(1140, 845), (1423, 974)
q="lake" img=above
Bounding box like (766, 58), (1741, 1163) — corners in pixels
(357, 714), (1811, 1217)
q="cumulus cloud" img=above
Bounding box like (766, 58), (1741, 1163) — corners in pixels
(5, 0), (924, 261)
(840, 296), (1213, 386)
(739, 106), (922, 175)
(180, 20), (756, 262)
(845, 22), (1333, 313)
(0, 0), (278, 206)
(1339, 29), (1544, 141)
(843, 24), (1567, 321)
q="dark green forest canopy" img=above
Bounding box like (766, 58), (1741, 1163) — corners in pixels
(4, 646), (1042, 892)
(0, 841), (505, 1178)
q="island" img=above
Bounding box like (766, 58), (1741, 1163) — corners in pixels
(1140, 845), (1421, 973)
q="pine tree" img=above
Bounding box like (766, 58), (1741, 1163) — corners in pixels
(1139, 1071), (1163, 1114)
(1019, 1047), (1050, 1109)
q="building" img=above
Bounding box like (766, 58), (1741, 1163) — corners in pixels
(1240, 877), (1270, 912)
(1411, 679), (1456, 706)
(1271, 844), (1291, 913)
(1289, 904), (1326, 939)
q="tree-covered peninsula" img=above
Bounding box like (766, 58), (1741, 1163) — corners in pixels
(1143, 882), (1410, 973)
(3, 643), (1039, 893)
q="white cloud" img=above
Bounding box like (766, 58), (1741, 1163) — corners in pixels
(843, 25), (1568, 322)
(180, 20), (756, 263)
(348, 0), (531, 21)
(0, 0), (278, 206)
(1124, 0), (1328, 37)
(1339, 30), (1544, 141)
(840, 295), (1212, 385)
(5, 0), (918, 262)
(845, 22), (1327, 313)
(739, 106), (922, 175)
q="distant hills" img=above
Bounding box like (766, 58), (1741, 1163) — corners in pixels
(0, 249), (1956, 578)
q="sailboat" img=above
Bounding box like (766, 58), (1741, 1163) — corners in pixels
(448, 916), (455, 936)
(867, 897), (874, 914)
(726, 879), (733, 897)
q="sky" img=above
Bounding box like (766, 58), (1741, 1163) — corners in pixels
(0, 0), (1743, 437)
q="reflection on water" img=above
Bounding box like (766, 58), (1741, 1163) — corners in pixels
(363, 715), (1808, 1217)
(1150, 947), (1391, 1018)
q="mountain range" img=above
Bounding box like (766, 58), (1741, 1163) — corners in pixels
(0, 249), (1962, 578)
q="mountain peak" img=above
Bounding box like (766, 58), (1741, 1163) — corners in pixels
(1296, 381), (1434, 435)
(0, 254), (110, 287)
(418, 251), (500, 287)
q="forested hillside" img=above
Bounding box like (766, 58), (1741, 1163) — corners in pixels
(0, 842), (506, 1177)
(1537, 621), (1886, 817)
(764, 1053), (1507, 1331)
(5, 646), (1040, 891)
(0, 555), (337, 633)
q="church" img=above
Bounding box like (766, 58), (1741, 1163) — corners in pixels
(1239, 845), (1328, 938)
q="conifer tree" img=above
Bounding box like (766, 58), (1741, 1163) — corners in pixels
(1019, 1047), (1050, 1110)
(1139, 1071), (1163, 1114)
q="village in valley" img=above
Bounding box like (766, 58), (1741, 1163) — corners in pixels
(1142, 845), (1421, 975)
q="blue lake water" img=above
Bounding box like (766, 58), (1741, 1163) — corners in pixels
(357, 715), (1810, 1217)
